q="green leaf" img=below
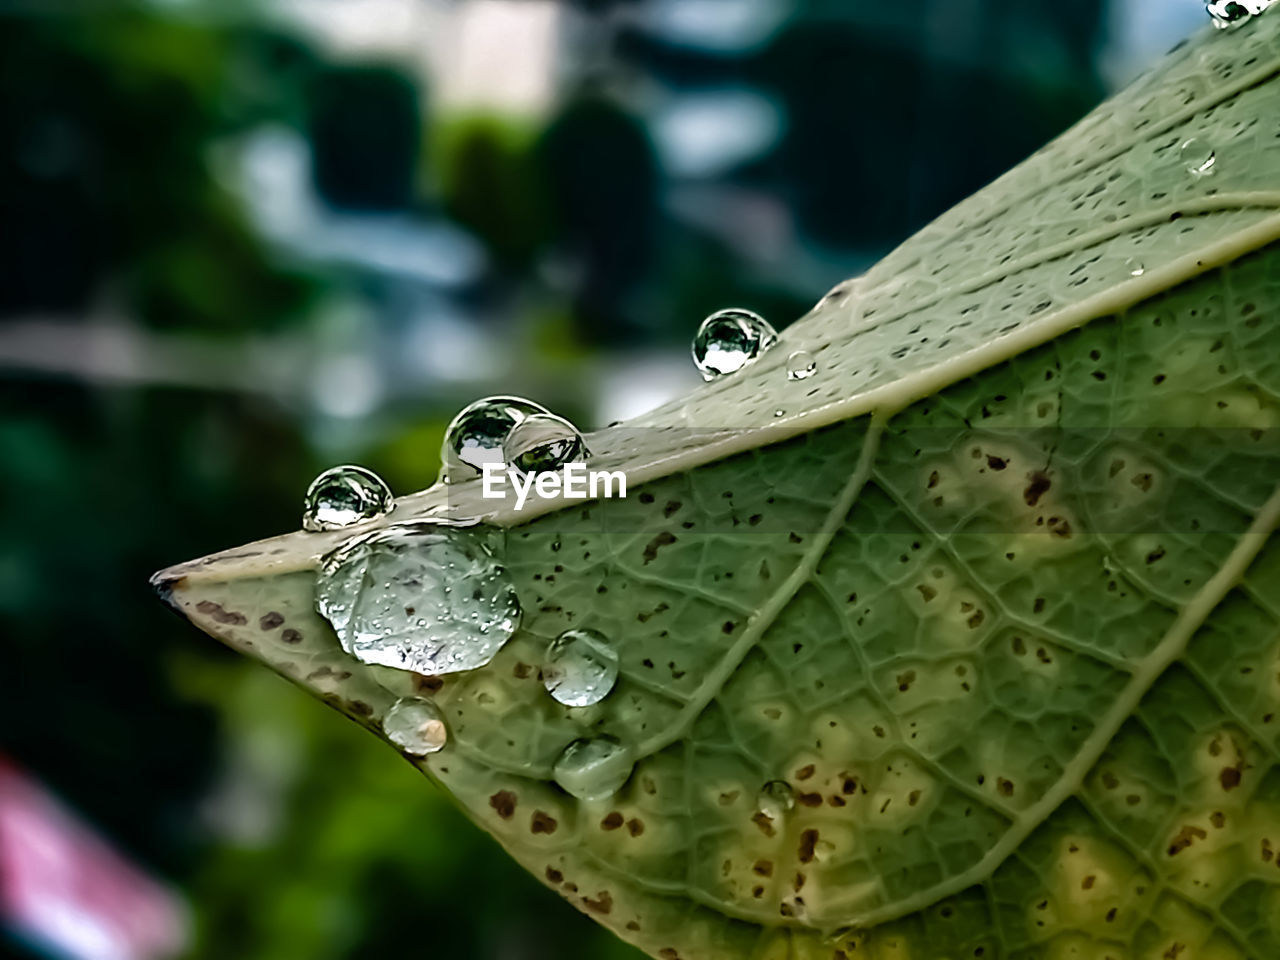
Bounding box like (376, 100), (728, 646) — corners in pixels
(156, 17), (1280, 960)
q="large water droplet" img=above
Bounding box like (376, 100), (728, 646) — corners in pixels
(758, 779), (796, 817)
(1180, 137), (1216, 176)
(504, 413), (589, 478)
(315, 520), (520, 675)
(692, 309), (778, 381)
(383, 697), (448, 755)
(440, 396), (550, 483)
(786, 350), (816, 381)
(543, 628), (619, 707)
(1207, 0), (1265, 27)
(303, 465), (394, 532)
(553, 736), (633, 800)
(1125, 258), (1145, 278)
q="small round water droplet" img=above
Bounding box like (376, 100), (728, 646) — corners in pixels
(786, 350), (817, 381)
(1206, 0), (1261, 27)
(383, 697), (448, 755)
(504, 413), (589, 478)
(773, 409), (785, 418)
(758, 780), (795, 817)
(692, 309), (778, 381)
(302, 465), (394, 532)
(315, 520), (520, 675)
(441, 396), (550, 483)
(543, 628), (618, 707)
(1180, 137), (1216, 176)
(1125, 258), (1145, 277)
(553, 736), (633, 800)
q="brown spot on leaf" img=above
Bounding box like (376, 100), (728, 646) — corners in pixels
(281, 628), (303, 644)
(752, 812), (776, 837)
(259, 612), (284, 630)
(196, 601), (247, 625)
(1167, 824), (1207, 856)
(752, 860), (773, 877)
(490, 791), (517, 820)
(601, 812), (624, 831)
(582, 891), (613, 915)
(545, 867), (563, 884)
(1023, 471), (1051, 506)
(642, 531), (677, 565)
(627, 819), (645, 837)
(1220, 766), (1242, 791)
(796, 764), (816, 781)
(531, 811), (558, 835)
(798, 829), (819, 864)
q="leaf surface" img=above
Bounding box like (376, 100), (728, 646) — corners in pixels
(156, 18), (1280, 960)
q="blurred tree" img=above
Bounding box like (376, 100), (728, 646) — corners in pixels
(438, 118), (551, 270)
(0, 10), (317, 330)
(309, 65), (421, 211)
(536, 97), (659, 344)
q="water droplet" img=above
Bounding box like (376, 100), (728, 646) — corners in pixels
(692, 309), (778, 381)
(503, 413), (589, 478)
(1207, 0), (1265, 27)
(315, 520), (520, 675)
(758, 780), (795, 817)
(1180, 138), (1216, 177)
(553, 736), (633, 800)
(773, 409), (785, 418)
(383, 697), (448, 755)
(302, 465), (394, 532)
(786, 350), (817, 381)
(1125, 258), (1145, 277)
(543, 628), (618, 707)
(440, 396), (550, 483)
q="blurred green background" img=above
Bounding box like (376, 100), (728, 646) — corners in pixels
(0, 1), (1204, 958)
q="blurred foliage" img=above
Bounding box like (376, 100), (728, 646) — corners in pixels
(438, 116), (551, 270)
(0, 10), (319, 330)
(309, 65), (422, 211)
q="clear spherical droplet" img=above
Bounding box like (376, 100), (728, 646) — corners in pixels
(1180, 137), (1216, 176)
(315, 520), (520, 675)
(773, 409), (785, 418)
(786, 350), (817, 381)
(1206, 0), (1263, 28)
(758, 779), (796, 817)
(692, 309), (779, 381)
(440, 396), (550, 483)
(543, 628), (619, 707)
(553, 736), (633, 801)
(383, 697), (448, 755)
(303, 465), (394, 532)
(503, 413), (589, 478)
(1125, 258), (1145, 278)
